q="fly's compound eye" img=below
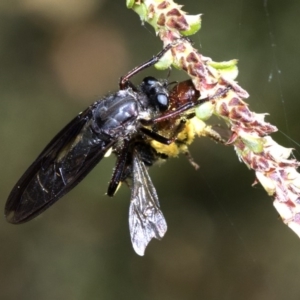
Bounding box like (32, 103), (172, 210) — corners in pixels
(142, 76), (158, 93)
(155, 93), (168, 111)
(141, 76), (160, 97)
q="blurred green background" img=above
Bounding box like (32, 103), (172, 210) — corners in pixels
(1, 1), (300, 299)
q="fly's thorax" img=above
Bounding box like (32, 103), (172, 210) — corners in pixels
(92, 89), (140, 136)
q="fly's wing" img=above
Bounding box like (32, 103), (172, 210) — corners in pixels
(5, 105), (114, 224)
(129, 151), (167, 256)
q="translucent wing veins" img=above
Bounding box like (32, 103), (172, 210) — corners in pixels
(129, 151), (167, 256)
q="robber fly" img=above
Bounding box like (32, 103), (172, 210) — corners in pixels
(5, 41), (212, 256)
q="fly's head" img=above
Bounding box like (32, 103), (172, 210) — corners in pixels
(141, 77), (169, 113)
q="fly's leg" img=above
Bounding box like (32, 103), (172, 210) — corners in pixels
(107, 140), (129, 197)
(140, 87), (232, 126)
(119, 38), (187, 90)
(140, 119), (186, 145)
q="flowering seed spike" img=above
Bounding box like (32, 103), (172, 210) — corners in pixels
(128, 1), (300, 238)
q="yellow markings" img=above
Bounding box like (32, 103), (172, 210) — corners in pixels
(150, 119), (205, 158)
